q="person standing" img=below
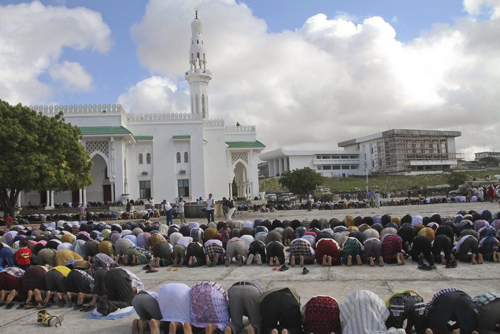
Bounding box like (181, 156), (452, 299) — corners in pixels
(178, 197), (186, 224)
(165, 200), (173, 226)
(78, 204), (85, 222)
(206, 194), (215, 223)
(306, 193), (312, 211)
(227, 198), (236, 221)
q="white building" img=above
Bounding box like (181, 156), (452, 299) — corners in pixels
(259, 129), (461, 177)
(22, 13), (264, 207)
(259, 149), (363, 177)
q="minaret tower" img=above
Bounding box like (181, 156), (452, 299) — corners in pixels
(185, 9), (212, 119)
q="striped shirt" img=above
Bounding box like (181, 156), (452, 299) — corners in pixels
(122, 268), (144, 293)
(425, 288), (461, 314)
(472, 292), (500, 313)
(340, 290), (389, 334)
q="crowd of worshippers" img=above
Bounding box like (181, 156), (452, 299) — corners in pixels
(0, 209), (498, 332)
(130, 283), (498, 334)
(0, 208), (500, 275)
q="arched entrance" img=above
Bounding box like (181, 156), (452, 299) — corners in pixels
(233, 161), (252, 199)
(87, 154), (112, 202)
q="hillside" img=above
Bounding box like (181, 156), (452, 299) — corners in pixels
(259, 169), (500, 197)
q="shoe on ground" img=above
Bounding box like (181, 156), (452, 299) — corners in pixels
(302, 267), (309, 275)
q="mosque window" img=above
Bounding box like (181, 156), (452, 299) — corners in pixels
(197, 40), (199, 44)
(146, 153), (151, 164)
(139, 153), (143, 164)
(176, 152), (181, 163)
(139, 181), (151, 199)
(178, 179), (190, 197)
(184, 152), (189, 163)
(202, 94), (206, 117)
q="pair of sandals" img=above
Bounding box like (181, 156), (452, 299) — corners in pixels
(38, 310), (64, 327)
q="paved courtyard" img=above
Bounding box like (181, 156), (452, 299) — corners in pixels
(1, 200), (499, 333)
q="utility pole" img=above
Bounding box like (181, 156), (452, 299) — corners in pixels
(365, 160), (369, 198)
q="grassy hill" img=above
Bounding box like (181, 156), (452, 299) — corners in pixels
(260, 169), (500, 197)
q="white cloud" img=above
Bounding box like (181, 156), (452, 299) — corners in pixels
(0, 1), (111, 105)
(117, 76), (189, 114)
(49, 61), (93, 92)
(126, 0), (500, 160)
(463, 0), (500, 18)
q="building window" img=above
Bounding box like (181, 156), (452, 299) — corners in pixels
(139, 181), (151, 199)
(139, 153), (143, 164)
(184, 152), (189, 163)
(178, 179), (190, 197)
(202, 94), (206, 118)
(176, 152), (181, 163)
(146, 153), (151, 164)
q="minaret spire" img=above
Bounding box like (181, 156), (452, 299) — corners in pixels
(185, 10), (212, 119)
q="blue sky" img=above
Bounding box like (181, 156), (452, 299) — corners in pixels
(1, 0), (499, 160)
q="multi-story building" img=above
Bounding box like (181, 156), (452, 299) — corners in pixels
(339, 129), (462, 174)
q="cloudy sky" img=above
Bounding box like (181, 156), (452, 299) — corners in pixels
(1, 0), (499, 160)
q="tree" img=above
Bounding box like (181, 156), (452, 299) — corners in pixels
(0, 101), (93, 216)
(278, 167), (323, 197)
(447, 172), (467, 189)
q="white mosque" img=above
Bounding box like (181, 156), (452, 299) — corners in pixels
(23, 13), (265, 207)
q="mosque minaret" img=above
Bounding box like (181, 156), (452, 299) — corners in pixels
(185, 10), (212, 119)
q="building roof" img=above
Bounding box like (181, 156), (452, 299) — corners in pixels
(79, 126), (131, 136)
(173, 135), (191, 140)
(226, 141), (266, 149)
(259, 148), (358, 160)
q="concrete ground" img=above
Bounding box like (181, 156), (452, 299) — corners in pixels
(1, 200), (499, 333)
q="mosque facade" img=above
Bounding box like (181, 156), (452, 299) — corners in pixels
(23, 14), (264, 208)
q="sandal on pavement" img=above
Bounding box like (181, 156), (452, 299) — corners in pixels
(146, 267), (158, 273)
(302, 267), (310, 275)
(80, 305), (94, 312)
(56, 298), (66, 307)
(279, 265), (289, 271)
(5, 302), (14, 309)
(142, 264), (151, 270)
(17, 303), (29, 309)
